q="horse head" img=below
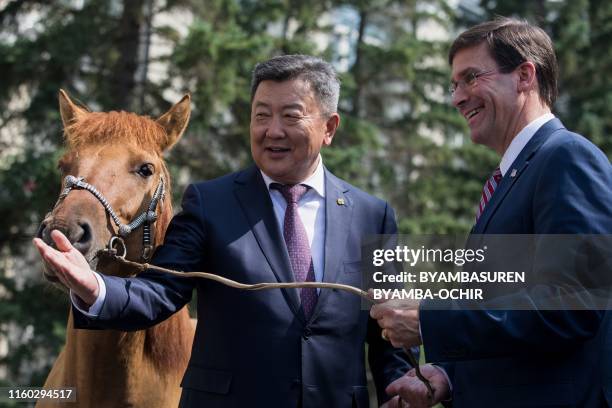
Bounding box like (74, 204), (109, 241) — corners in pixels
(38, 90), (190, 284)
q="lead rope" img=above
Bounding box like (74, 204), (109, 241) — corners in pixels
(97, 248), (436, 401)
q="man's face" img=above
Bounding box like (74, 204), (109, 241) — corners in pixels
(250, 79), (338, 184)
(451, 43), (520, 153)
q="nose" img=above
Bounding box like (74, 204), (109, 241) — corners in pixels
(265, 115), (285, 139)
(37, 218), (93, 255)
(451, 87), (468, 109)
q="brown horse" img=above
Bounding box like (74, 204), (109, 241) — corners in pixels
(36, 90), (194, 407)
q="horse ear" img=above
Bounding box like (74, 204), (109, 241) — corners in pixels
(156, 94), (191, 151)
(58, 89), (88, 131)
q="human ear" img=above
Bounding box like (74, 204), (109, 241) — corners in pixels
(323, 113), (340, 146)
(516, 61), (537, 93)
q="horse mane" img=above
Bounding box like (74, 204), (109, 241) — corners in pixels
(66, 111), (167, 153)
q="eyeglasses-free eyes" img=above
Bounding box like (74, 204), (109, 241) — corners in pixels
(449, 69), (499, 96)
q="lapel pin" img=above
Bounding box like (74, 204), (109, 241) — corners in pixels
(510, 169), (517, 178)
(336, 198), (345, 206)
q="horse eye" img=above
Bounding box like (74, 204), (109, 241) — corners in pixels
(137, 163), (154, 178)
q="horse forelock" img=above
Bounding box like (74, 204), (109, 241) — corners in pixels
(65, 111), (167, 152)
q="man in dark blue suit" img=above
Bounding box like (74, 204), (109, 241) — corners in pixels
(370, 18), (612, 407)
(33, 55), (411, 407)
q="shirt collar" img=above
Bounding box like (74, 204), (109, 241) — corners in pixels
(260, 155), (326, 198)
(499, 113), (555, 176)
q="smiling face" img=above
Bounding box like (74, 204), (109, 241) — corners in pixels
(250, 79), (339, 184)
(451, 43), (523, 154)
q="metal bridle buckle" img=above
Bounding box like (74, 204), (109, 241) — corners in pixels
(108, 236), (127, 259)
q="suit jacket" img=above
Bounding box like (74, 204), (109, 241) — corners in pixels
(420, 118), (612, 407)
(74, 165), (411, 407)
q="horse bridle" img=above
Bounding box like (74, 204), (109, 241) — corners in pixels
(53, 174), (165, 261)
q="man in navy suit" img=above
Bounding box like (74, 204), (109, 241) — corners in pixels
(370, 18), (612, 407)
(34, 55), (411, 407)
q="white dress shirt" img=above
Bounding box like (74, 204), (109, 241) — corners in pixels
(499, 113), (555, 176)
(72, 156), (328, 316)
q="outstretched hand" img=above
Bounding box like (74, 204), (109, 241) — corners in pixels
(33, 230), (99, 306)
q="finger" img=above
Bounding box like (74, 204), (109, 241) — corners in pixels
(35, 239), (76, 289)
(43, 248), (94, 296)
(41, 251), (71, 286)
(370, 303), (382, 319)
(41, 246), (73, 275)
(384, 328), (404, 348)
(34, 237), (62, 260)
(370, 303), (391, 320)
(397, 377), (427, 407)
(33, 237), (45, 248)
(405, 377), (435, 408)
(386, 374), (409, 395)
(50, 229), (74, 253)
(33, 237), (49, 256)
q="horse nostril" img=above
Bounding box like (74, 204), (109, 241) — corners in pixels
(36, 222), (46, 239)
(37, 221), (54, 247)
(78, 222), (92, 244)
(72, 221), (93, 254)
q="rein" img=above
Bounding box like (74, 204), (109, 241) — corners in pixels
(55, 175), (165, 260)
(97, 247), (435, 399)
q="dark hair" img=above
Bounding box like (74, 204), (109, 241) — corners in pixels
(449, 17), (558, 108)
(250, 54), (340, 116)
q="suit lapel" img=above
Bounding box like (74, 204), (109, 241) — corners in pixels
(473, 118), (565, 233)
(233, 166), (302, 316)
(310, 169), (353, 320)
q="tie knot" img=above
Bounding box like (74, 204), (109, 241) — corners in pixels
(271, 183), (309, 204)
(492, 167), (502, 182)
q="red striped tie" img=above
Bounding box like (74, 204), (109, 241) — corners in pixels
(476, 167), (502, 222)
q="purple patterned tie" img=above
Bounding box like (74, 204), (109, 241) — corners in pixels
(271, 183), (318, 319)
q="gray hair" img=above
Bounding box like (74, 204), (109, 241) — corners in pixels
(250, 54), (340, 116)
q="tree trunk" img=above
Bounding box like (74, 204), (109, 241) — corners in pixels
(351, 7), (368, 117)
(109, 0), (144, 110)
